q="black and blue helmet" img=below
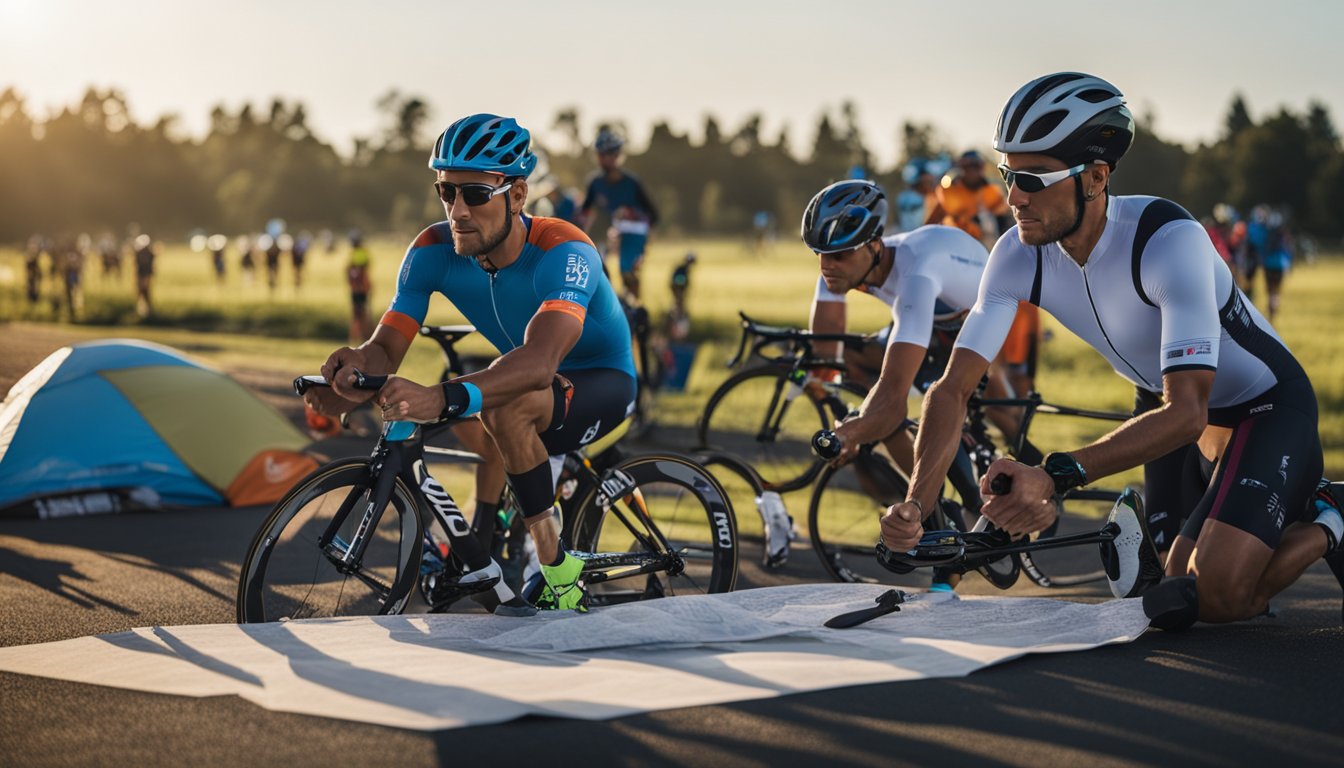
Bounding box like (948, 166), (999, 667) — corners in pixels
(801, 180), (888, 254)
(429, 114), (539, 178)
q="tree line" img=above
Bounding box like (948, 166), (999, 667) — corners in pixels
(1, 86), (1341, 242)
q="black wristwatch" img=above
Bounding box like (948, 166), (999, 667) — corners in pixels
(1041, 452), (1087, 496)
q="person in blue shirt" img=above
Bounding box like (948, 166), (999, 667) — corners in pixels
(305, 114), (637, 613)
(581, 129), (659, 299)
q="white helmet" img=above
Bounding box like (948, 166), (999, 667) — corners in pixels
(994, 72), (1135, 167)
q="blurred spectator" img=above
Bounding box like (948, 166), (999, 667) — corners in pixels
(261, 234), (281, 292)
(237, 235), (257, 285)
(24, 235), (44, 303)
(133, 234), (156, 318)
(668, 252), (696, 341)
(347, 231), (372, 343)
(582, 128), (658, 300)
(292, 231), (312, 288)
(528, 173), (583, 226)
(1260, 209), (1294, 323)
(897, 159), (940, 233)
(208, 234), (228, 284)
(98, 233), (122, 280)
(60, 236), (86, 318)
(928, 150), (1012, 246)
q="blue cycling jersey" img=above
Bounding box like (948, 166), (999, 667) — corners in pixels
(581, 171), (659, 224)
(381, 216), (635, 378)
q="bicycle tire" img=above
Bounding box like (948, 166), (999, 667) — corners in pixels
(697, 365), (864, 493)
(237, 458), (422, 623)
(807, 451), (913, 585)
(568, 452), (738, 603)
(808, 450), (1023, 589)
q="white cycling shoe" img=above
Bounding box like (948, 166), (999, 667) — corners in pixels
(1100, 488), (1164, 599)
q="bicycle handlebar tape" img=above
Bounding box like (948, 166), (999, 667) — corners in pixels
(351, 370), (388, 391)
(989, 473), (1013, 495)
(813, 430), (842, 460)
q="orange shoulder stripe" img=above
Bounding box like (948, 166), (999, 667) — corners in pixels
(379, 310), (422, 342)
(538, 299), (586, 324)
(529, 217), (595, 251)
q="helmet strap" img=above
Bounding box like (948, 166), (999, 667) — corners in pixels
(1060, 175), (1087, 240)
(857, 240), (885, 288)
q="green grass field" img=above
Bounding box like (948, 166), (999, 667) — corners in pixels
(2, 235), (1341, 495)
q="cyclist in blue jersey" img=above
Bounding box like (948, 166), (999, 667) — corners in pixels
(581, 129), (659, 300)
(882, 73), (1342, 628)
(305, 114), (637, 613)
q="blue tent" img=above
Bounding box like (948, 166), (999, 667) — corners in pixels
(0, 340), (316, 517)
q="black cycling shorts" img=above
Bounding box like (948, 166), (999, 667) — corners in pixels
(1179, 376), (1323, 549)
(540, 367), (637, 456)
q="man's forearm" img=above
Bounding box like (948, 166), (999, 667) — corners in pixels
(1072, 405), (1203, 484)
(907, 382), (968, 508)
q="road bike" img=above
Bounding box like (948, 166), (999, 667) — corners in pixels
(237, 372), (738, 623)
(808, 390), (1133, 590)
(695, 312), (874, 493)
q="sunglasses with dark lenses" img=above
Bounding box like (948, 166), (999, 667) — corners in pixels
(997, 163), (1086, 193)
(433, 180), (514, 206)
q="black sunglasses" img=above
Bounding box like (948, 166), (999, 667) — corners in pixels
(997, 163), (1087, 193)
(434, 180), (514, 206)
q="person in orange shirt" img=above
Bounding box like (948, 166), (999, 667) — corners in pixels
(928, 151), (1011, 244)
(931, 151), (1040, 396)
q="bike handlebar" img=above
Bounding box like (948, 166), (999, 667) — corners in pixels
(729, 311), (874, 368)
(292, 370), (387, 396)
(812, 429), (842, 461)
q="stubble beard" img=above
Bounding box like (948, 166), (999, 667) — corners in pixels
(453, 217), (510, 258)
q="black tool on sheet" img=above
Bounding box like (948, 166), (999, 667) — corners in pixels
(824, 588), (906, 629)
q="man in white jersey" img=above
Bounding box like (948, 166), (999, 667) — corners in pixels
(801, 180), (1031, 475)
(881, 72), (1343, 628)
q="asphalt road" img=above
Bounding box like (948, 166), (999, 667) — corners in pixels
(2, 326), (1342, 766)
(2, 497), (1342, 768)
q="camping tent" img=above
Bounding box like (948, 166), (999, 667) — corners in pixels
(0, 340), (318, 517)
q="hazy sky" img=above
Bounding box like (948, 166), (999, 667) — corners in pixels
(2, 0), (1341, 167)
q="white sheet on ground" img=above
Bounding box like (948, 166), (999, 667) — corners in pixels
(0, 584), (1149, 730)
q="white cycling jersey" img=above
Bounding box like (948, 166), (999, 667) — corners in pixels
(955, 195), (1297, 409)
(814, 224), (988, 348)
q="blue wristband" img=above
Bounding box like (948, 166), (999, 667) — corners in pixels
(462, 382), (482, 417)
(440, 381), (483, 419)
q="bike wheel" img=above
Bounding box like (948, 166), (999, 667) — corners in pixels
(237, 459), (422, 623)
(1016, 488), (1116, 588)
(697, 366), (860, 493)
(808, 451), (918, 585)
(569, 453), (738, 604)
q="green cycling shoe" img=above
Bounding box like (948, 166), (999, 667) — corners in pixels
(537, 552), (589, 612)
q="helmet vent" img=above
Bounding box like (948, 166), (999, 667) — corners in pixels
(1022, 111), (1067, 143)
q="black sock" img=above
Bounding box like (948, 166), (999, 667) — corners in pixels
(472, 499), (501, 551)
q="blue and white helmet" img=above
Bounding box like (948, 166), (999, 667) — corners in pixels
(429, 114), (539, 178)
(994, 72), (1135, 168)
(801, 180), (888, 254)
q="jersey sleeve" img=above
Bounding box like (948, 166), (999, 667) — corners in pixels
(890, 273), (940, 347)
(813, 276), (846, 303)
(953, 233), (1030, 362)
(1142, 221), (1222, 374)
(380, 242), (444, 341)
(534, 239), (603, 324)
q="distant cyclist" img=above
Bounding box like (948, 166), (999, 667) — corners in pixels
(306, 113), (636, 614)
(580, 128), (659, 300)
(883, 72), (1341, 627)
